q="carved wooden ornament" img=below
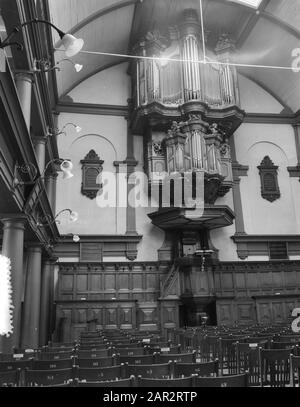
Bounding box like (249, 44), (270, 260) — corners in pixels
(80, 150), (104, 199)
(257, 156), (280, 203)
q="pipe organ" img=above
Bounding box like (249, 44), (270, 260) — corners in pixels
(134, 9), (239, 109)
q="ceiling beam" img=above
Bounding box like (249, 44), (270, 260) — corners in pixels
(236, 0), (270, 48)
(55, 101), (128, 117)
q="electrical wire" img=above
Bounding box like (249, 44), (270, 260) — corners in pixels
(54, 47), (299, 72)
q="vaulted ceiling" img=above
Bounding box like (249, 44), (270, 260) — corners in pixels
(48, 0), (300, 113)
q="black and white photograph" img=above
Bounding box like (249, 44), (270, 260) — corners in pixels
(0, 0), (300, 397)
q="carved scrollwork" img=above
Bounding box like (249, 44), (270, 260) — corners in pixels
(152, 141), (164, 156)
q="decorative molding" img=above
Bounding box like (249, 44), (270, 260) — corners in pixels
(231, 233), (300, 260)
(244, 113), (297, 124)
(232, 162), (249, 178)
(287, 166), (300, 178)
(54, 234), (143, 261)
(56, 101), (128, 117)
(80, 150), (103, 200)
(257, 156), (280, 203)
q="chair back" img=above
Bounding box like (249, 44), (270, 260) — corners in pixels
(119, 355), (154, 365)
(115, 347), (145, 357)
(290, 354), (300, 387)
(193, 373), (248, 387)
(137, 376), (193, 387)
(24, 367), (74, 386)
(156, 351), (196, 364)
(77, 356), (116, 368)
(32, 358), (74, 370)
(259, 348), (293, 387)
(77, 376), (135, 387)
(0, 370), (19, 387)
(174, 360), (218, 378)
(77, 349), (112, 358)
(126, 362), (171, 379)
(36, 351), (74, 360)
(76, 365), (125, 382)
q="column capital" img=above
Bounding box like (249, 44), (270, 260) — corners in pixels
(43, 257), (58, 266)
(0, 215), (27, 230)
(45, 171), (59, 179)
(14, 71), (35, 83)
(26, 242), (44, 253)
(34, 135), (48, 145)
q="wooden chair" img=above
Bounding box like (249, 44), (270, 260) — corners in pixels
(199, 336), (221, 362)
(48, 342), (75, 348)
(259, 348), (294, 387)
(0, 359), (33, 372)
(31, 358), (74, 370)
(147, 344), (180, 355)
(76, 365), (125, 382)
(193, 373), (248, 387)
(290, 354), (300, 387)
(174, 360), (219, 378)
(277, 335), (300, 343)
(43, 346), (74, 353)
(113, 342), (142, 348)
(126, 362), (172, 379)
(115, 347), (145, 357)
(77, 349), (112, 359)
(77, 376), (135, 387)
(219, 338), (238, 375)
(271, 341), (298, 350)
(77, 356), (116, 368)
(0, 370), (19, 387)
(156, 351), (196, 364)
(119, 355), (154, 365)
(80, 332), (101, 339)
(0, 352), (34, 362)
(245, 338), (269, 348)
(77, 342), (110, 351)
(24, 367), (74, 386)
(137, 376), (193, 387)
(36, 351), (74, 360)
(235, 343), (260, 386)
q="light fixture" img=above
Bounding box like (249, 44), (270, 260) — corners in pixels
(48, 123), (82, 137)
(34, 58), (83, 73)
(60, 160), (74, 179)
(0, 19), (84, 57)
(37, 209), (79, 227)
(12, 158), (74, 188)
(72, 234), (80, 243)
(63, 233), (80, 243)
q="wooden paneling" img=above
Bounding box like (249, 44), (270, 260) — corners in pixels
(214, 262), (300, 298)
(217, 296), (300, 326)
(80, 243), (103, 262)
(56, 262), (169, 337)
(56, 300), (138, 340)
